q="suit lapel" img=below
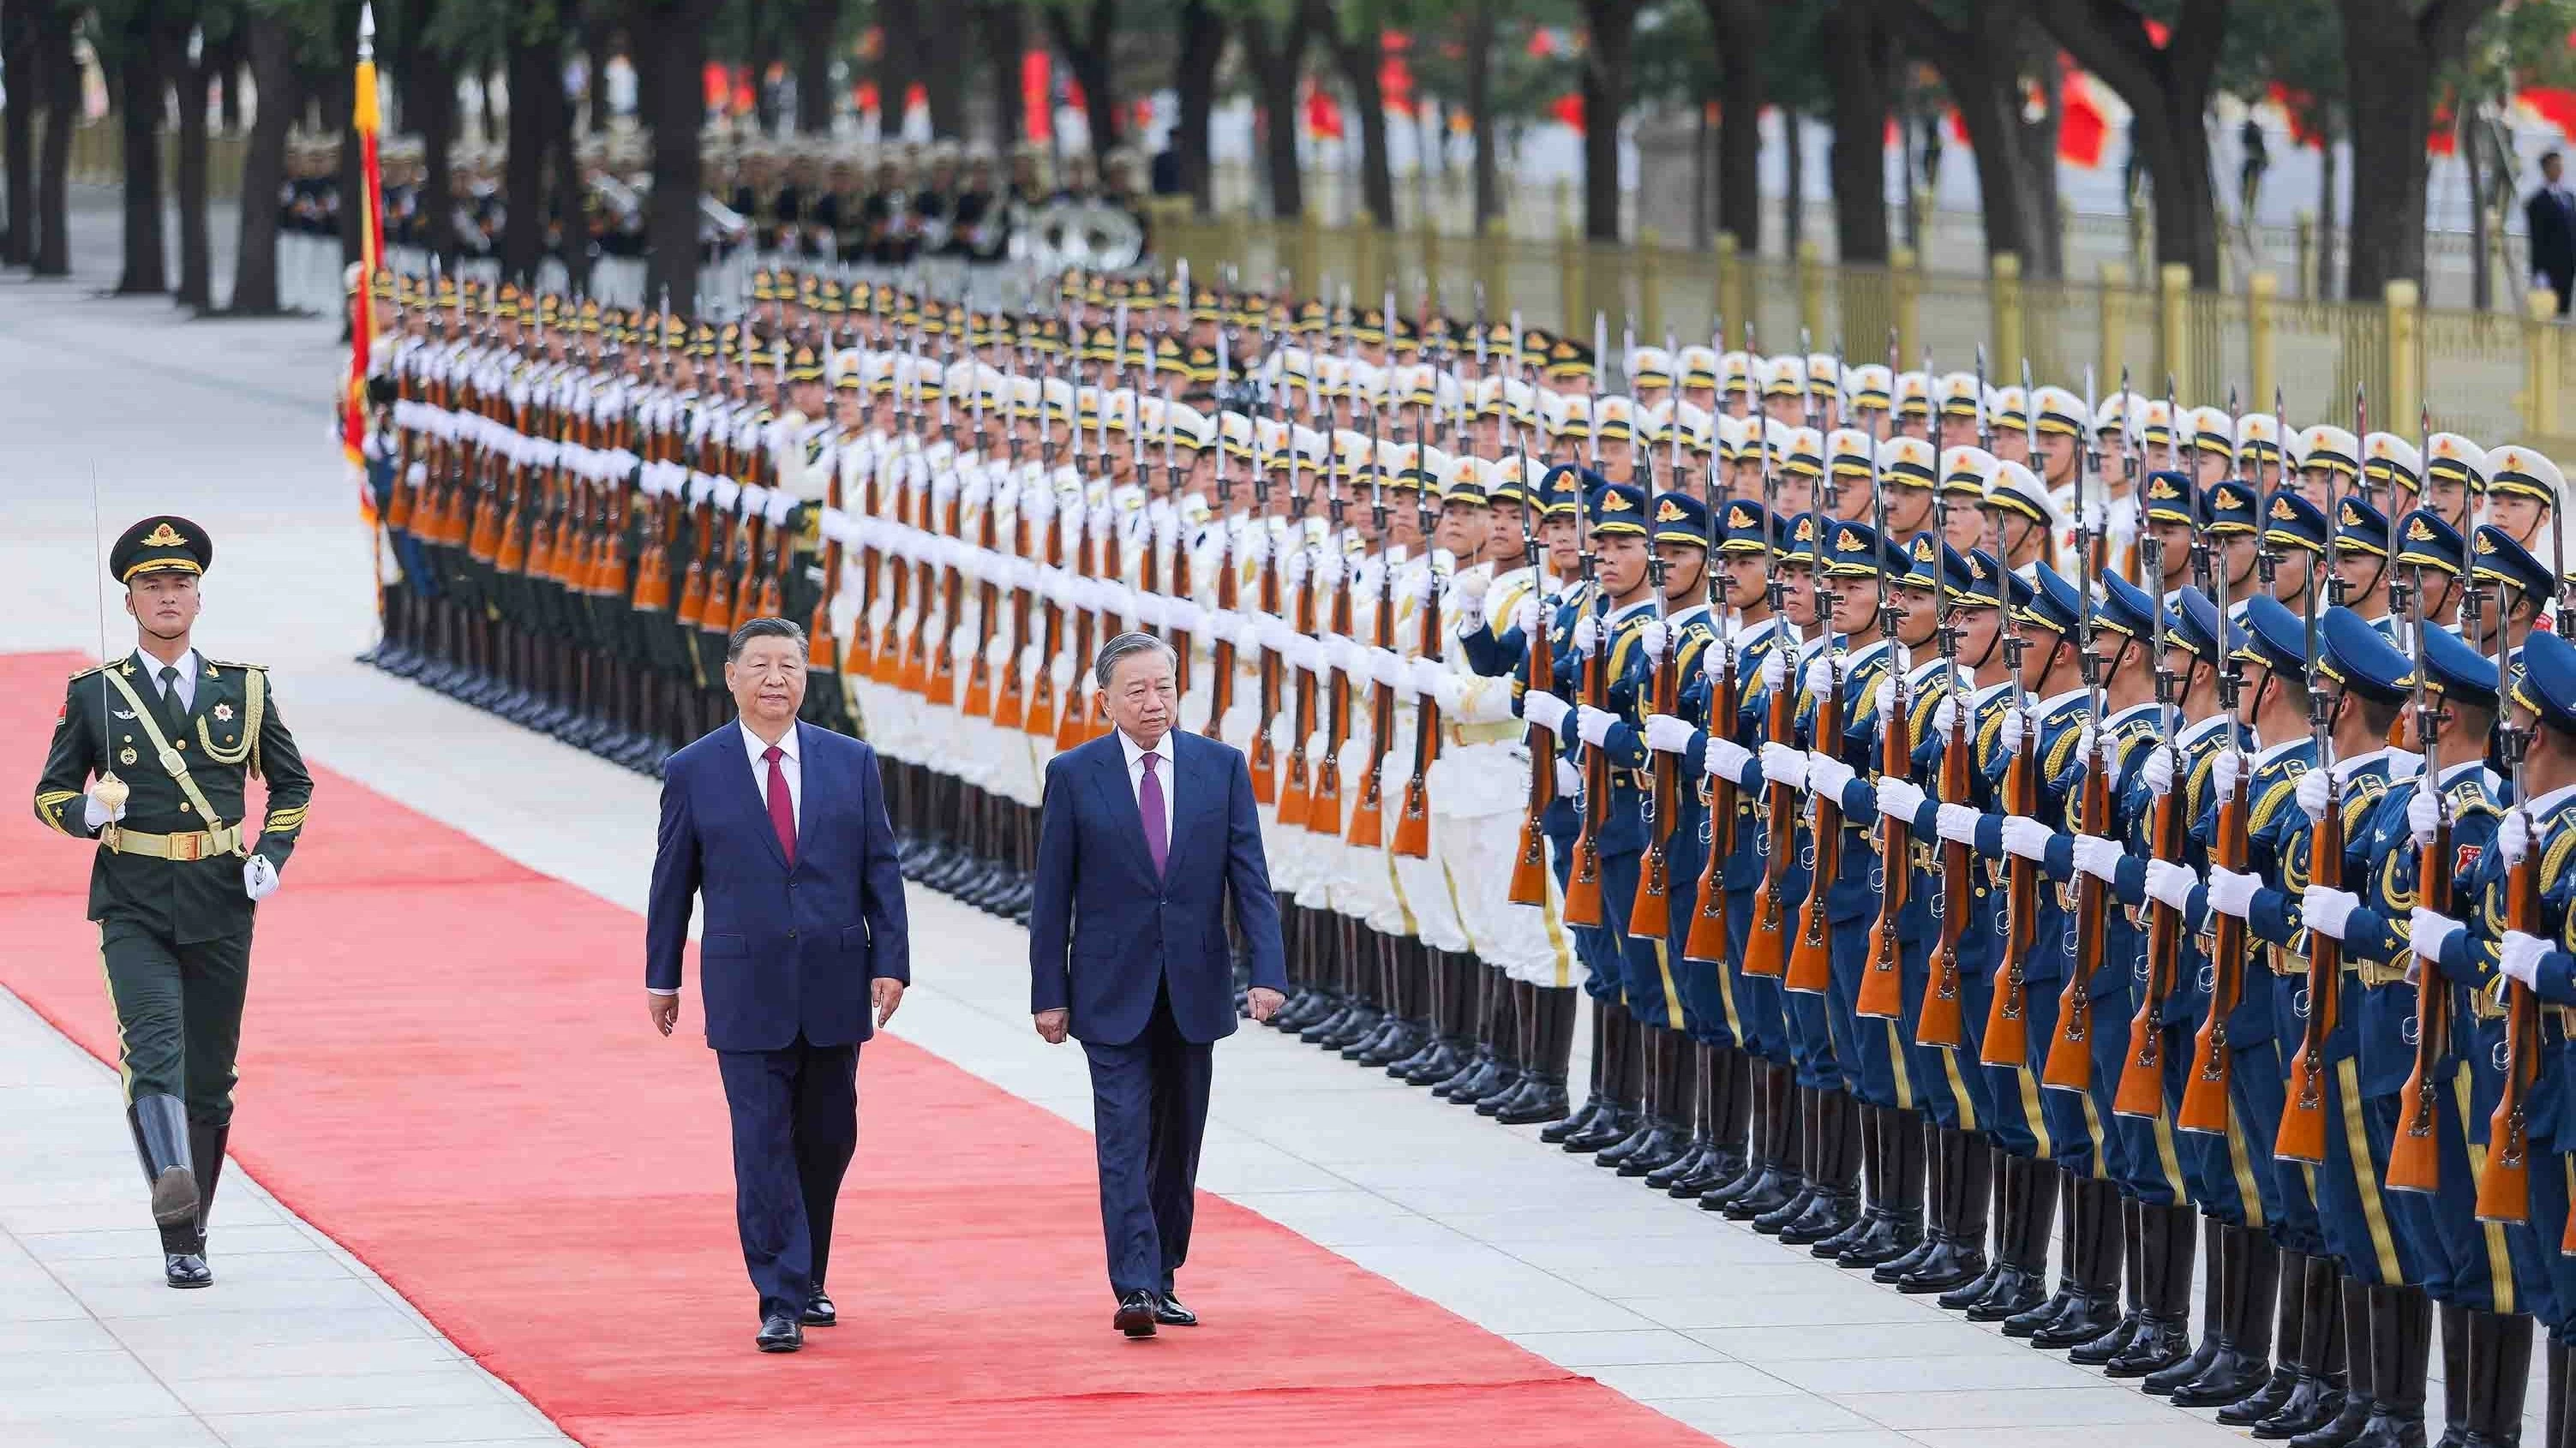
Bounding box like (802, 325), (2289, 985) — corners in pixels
(723, 726), (792, 871)
(1087, 739), (1154, 882)
(1171, 734), (1223, 867)
(792, 721), (828, 862)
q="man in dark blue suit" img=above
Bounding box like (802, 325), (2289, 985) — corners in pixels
(1029, 631), (1287, 1338)
(646, 617), (911, 1354)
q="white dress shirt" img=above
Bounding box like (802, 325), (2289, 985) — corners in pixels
(742, 719), (802, 829)
(1117, 728), (1177, 842)
(137, 647), (200, 712)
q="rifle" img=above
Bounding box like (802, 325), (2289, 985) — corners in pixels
(1279, 402), (1322, 829)
(1247, 328), (1287, 801)
(1741, 419), (1799, 980)
(926, 337), (964, 710)
(1783, 346), (1848, 998)
(2477, 524), (2543, 1224)
(2114, 532), (2184, 1116)
(1681, 333), (1741, 965)
(2279, 383), (2348, 1164)
(2045, 365), (2117, 1091)
(1919, 350), (1993, 1048)
(1393, 457), (1440, 860)
(1207, 401), (1243, 741)
(1561, 487), (1611, 929)
(991, 359), (1033, 731)
(1347, 433), (1395, 851)
(962, 374), (1000, 719)
(2388, 411), (2457, 1193)
(1310, 445), (1355, 840)
(1861, 329), (1913, 1019)
(2179, 397), (2254, 1134)
(1980, 359), (2048, 1067)
(1027, 351), (1066, 739)
(1629, 490), (1680, 939)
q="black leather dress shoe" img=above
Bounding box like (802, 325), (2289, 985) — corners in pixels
(757, 1312), (803, 1353)
(1115, 1289), (1159, 1338)
(1153, 1290), (1198, 1327)
(801, 1289), (836, 1327)
(165, 1251), (212, 1289)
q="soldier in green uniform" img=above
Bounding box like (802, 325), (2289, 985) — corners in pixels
(31, 517), (313, 1289)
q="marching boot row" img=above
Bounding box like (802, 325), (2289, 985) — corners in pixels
(888, 761), (1038, 924)
(367, 588), (682, 778)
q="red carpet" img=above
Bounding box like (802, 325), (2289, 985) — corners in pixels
(1, 650), (1720, 1448)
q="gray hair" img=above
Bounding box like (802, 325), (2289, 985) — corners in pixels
(728, 617), (807, 661)
(1093, 631), (1178, 691)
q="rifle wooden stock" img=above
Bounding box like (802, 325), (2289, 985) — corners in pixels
(2386, 805), (2453, 1194)
(1346, 560), (1397, 851)
(1629, 622), (1683, 939)
(1561, 604), (1610, 930)
(1309, 559), (1356, 840)
(1393, 563), (1440, 861)
(2116, 781), (2189, 1118)
(1279, 551), (1318, 830)
(2275, 781), (2345, 1164)
(1508, 585), (1560, 908)
(1980, 741), (2042, 1067)
(1857, 679), (1914, 1019)
(1026, 508), (1063, 737)
(1783, 672), (1845, 997)
(991, 509), (1031, 729)
(1916, 695), (1975, 1049)
(2178, 772), (2251, 1134)
(1680, 638), (1741, 965)
(1206, 531), (1241, 740)
(2477, 847), (2542, 1224)
(962, 494), (1000, 719)
(1249, 536), (1282, 801)
(926, 488), (964, 708)
(2044, 754), (2116, 1090)
(1742, 672), (1800, 980)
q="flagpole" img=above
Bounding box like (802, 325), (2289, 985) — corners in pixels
(349, 4), (388, 631)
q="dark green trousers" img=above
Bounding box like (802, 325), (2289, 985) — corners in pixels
(100, 917), (250, 1128)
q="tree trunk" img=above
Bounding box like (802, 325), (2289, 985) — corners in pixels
(920, 15), (967, 138)
(29, 0), (75, 275)
(751, 14), (782, 135)
(1783, 108), (1804, 259)
(1888, 0), (2047, 269)
(503, 29), (554, 284)
(225, 10), (296, 310)
(1579, 0), (1638, 242)
(2339, 0), (2500, 299)
(216, 29), (243, 131)
(1823, 0), (1890, 265)
(976, 2), (1026, 146)
(2038, 0), (2224, 286)
(549, 45), (590, 293)
(410, 24), (459, 260)
(1239, 9), (1304, 220)
(2465, 105), (2490, 311)
(586, 31), (611, 133)
(1316, 0), (1393, 228)
(2317, 117), (2339, 300)
(1464, 0), (1498, 232)
(3, 0), (33, 266)
(117, 8), (169, 295)
(644, 0), (718, 314)
(1705, 0), (1762, 254)
(2013, 43), (2062, 278)
(794, 0), (839, 135)
(1172, 0), (1225, 213)
(1042, 0), (1118, 158)
(164, 22), (213, 309)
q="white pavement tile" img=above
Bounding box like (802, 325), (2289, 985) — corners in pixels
(200, 1403), (562, 1448)
(1643, 1393), (1883, 1436)
(1846, 1385), (2211, 1431)
(1508, 1328), (1730, 1367)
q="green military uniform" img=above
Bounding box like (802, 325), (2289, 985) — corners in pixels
(28, 515), (312, 1288)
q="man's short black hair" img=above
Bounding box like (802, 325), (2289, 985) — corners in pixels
(728, 616), (807, 662)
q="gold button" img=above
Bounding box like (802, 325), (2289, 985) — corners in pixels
(174, 739), (186, 751)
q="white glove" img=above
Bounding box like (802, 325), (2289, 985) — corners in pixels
(1429, 673), (1466, 714)
(1878, 777), (1927, 823)
(1935, 803), (1982, 845)
(1409, 658), (1447, 700)
(1644, 713), (1698, 755)
(1804, 655), (1846, 699)
(1709, 739), (1755, 784)
(1930, 696), (1959, 737)
(1513, 599), (1542, 637)
(2071, 724), (2098, 771)
(1453, 593), (1486, 635)
(1285, 634), (1325, 674)
(1638, 619), (1668, 660)
(2407, 787), (2441, 847)
(1575, 704), (1620, 748)
(1572, 613), (1600, 653)
(2071, 835), (2126, 883)
(1369, 649), (1408, 691)
(2411, 907), (2463, 971)
(82, 781), (128, 828)
(2207, 866), (2260, 920)
(1522, 691), (1573, 735)
(1555, 757), (1583, 795)
(243, 854), (279, 903)
(2499, 806), (2533, 868)
(1258, 615), (1295, 655)
(1997, 708), (2027, 757)
(1760, 649), (1788, 693)
(1875, 677), (1898, 721)
(2296, 769), (2331, 823)
(1806, 751), (1857, 802)
(1759, 741), (1809, 791)
(2145, 859), (2200, 912)
(1166, 600), (1206, 635)
(2303, 885), (2361, 942)
(1399, 568), (1435, 606)
(2142, 745), (2176, 798)
(2000, 816), (2054, 861)
(2211, 749), (2242, 803)
(1704, 643), (1731, 685)
(1134, 592), (1169, 630)
(2501, 930), (2551, 990)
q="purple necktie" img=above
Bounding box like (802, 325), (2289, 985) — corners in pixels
(1140, 751), (1168, 877)
(764, 745), (796, 866)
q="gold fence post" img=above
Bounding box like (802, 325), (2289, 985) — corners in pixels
(2157, 262), (2191, 400)
(1713, 232), (1740, 336)
(1797, 239), (1824, 344)
(2385, 279), (2421, 441)
(1892, 246), (1920, 368)
(1992, 252), (2023, 374)
(2296, 214), (2316, 301)
(1638, 228), (1662, 344)
(2248, 271), (2278, 421)
(1474, 221), (1503, 321)
(2098, 261), (2130, 395)
(1298, 206), (1322, 299)
(2529, 287), (2564, 436)
(1557, 225), (1582, 334)
(1419, 215), (1441, 299)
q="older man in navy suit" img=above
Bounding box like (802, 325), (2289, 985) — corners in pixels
(1029, 631), (1287, 1338)
(647, 617), (911, 1354)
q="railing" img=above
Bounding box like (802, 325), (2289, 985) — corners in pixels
(48, 115), (251, 200)
(1150, 203), (2576, 456)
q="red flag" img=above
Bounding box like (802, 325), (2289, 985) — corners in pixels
(1021, 51), (1051, 142)
(2058, 73), (2106, 168)
(2268, 81), (2325, 149)
(1551, 93), (1585, 134)
(1306, 82), (1345, 141)
(2525, 86), (2576, 140)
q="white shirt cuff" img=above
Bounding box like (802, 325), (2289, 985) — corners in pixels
(646, 987), (680, 996)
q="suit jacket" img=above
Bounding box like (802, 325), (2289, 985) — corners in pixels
(1027, 730), (1287, 1046)
(646, 721), (911, 1052)
(2531, 185), (2576, 279)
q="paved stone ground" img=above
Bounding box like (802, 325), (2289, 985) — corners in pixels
(0, 187), (2453, 1448)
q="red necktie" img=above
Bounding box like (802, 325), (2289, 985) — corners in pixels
(764, 745), (796, 865)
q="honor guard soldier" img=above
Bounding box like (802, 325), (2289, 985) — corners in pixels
(33, 518), (314, 1289)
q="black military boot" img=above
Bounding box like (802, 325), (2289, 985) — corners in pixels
(2457, 1309), (2531, 1448)
(1938, 1144), (2014, 1309)
(1897, 1128), (1991, 1293)
(1841, 1107), (1927, 1270)
(2247, 1258), (2350, 1438)
(1874, 1113), (1944, 1284)
(1968, 1158), (2057, 1322)
(2432, 1304), (2469, 1448)
(1474, 980), (1537, 1113)
(1779, 1089), (1863, 1246)
(1727, 1064), (1806, 1220)
(177, 1119), (228, 1289)
(127, 1096), (203, 1289)
(1495, 984), (1576, 1125)
(2004, 1166), (2084, 1336)
(2208, 1242), (2303, 1417)
(2346, 1283), (2431, 1448)
(2070, 1194), (2150, 1363)
(1357, 939), (1429, 1066)
(1542, 996), (1612, 1142)
(1676, 1047), (1752, 1198)
(1706, 1057), (1778, 1212)
(2147, 1213), (2231, 1394)
(1594, 1020), (1666, 1170)
(1438, 966), (1505, 1100)
(2285, 1276), (2375, 1447)
(1645, 1044), (1716, 1190)
(2108, 1201), (2200, 1378)
(1751, 1086), (1824, 1232)
(1812, 1102), (1886, 1260)
(1567, 1007), (1642, 1152)
(1618, 1030), (1693, 1177)
(2034, 1179), (2129, 1349)
(1399, 950), (1471, 1085)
